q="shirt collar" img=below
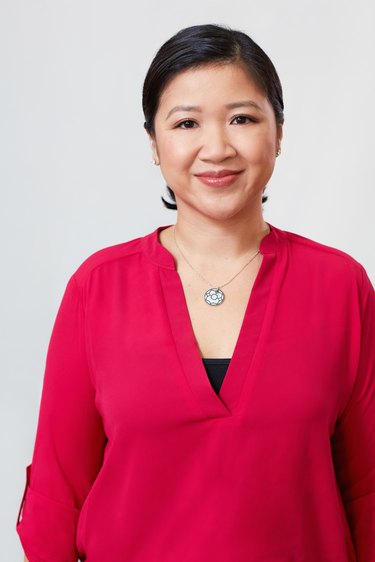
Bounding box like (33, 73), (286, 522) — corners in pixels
(141, 222), (281, 269)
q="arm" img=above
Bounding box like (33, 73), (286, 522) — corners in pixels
(16, 274), (107, 562)
(331, 267), (375, 561)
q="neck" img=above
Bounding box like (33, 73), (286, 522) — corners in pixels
(173, 214), (269, 265)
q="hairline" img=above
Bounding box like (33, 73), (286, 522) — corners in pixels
(148, 57), (269, 134)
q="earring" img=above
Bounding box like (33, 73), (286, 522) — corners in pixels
(152, 159), (159, 166)
(276, 147), (281, 157)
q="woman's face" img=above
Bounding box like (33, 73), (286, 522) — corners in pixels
(149, 62), (283, 221)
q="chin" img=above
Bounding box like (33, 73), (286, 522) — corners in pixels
(207, 195), (260, 217)
(201, 205), (248, 222)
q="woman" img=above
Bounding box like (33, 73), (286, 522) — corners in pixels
(17, 24), (374, 562)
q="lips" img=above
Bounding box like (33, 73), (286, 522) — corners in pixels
(194, 169), (243, 187)
(195, 169), (242, 178)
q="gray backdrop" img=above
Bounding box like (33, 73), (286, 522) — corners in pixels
(1, 0), (374, 559)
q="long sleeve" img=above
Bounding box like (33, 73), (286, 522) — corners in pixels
(13, 225), (375, 561)
(16, 274), (107, 562)
(331, 266), (375, 561)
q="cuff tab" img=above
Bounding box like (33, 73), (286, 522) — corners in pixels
(16, 464), (31, 525)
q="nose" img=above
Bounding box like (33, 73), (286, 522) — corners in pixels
(198, 125), (237, 162)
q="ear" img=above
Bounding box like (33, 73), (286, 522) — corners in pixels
(276, 124), (283, 147)
(148, 133), (160, 166)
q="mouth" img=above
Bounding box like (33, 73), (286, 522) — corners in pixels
(194, 169), (243, 187)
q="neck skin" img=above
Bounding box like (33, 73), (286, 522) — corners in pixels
(163, 202), (269, 273)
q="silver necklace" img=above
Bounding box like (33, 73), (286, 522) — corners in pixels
(173, 225), (261, 306)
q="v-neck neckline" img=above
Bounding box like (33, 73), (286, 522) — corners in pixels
(142, 222), (282, 418)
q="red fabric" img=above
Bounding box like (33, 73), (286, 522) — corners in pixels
(16, 223), (375, 562)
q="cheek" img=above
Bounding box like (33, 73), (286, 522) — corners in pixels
(159, 136), (194, 166)
(243, 132), (276, 163)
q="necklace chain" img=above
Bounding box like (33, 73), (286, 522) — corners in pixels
(173, 225), (261, 290)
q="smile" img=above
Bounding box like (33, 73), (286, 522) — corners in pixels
(194, 170), (243, 187)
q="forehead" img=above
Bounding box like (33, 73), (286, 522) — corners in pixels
(158, 63), (267, 111)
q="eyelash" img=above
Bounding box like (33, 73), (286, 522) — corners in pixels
(175, 115), (258, 129)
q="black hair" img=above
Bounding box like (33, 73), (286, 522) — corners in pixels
(142, 24), (284, 210)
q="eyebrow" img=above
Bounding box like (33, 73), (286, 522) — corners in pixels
(165, 100), (263, 120)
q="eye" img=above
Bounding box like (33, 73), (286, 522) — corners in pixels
(231, 115), (258, 125)
(175, 119), (197, 129)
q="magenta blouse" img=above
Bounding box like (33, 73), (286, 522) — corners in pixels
(16, 223), (375, 561)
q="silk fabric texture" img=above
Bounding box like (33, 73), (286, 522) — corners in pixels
(16, 223), (375, 562)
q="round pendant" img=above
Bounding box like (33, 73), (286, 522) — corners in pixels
(204, 288), (225, 306)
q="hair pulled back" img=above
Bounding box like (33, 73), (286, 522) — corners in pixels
(142, 24), (284, 209)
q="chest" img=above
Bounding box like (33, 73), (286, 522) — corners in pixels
(85, 253), (358, 427)
(176, 261), (260, 358)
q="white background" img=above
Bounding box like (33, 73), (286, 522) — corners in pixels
(1, 0), (374, 559)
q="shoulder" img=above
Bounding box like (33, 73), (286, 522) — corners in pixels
(274, 225), (373, 299)
(69, 231), (151, 288)
(281, 226), (366, 274)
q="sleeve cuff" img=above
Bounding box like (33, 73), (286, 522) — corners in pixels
(16, 464), (81, 562)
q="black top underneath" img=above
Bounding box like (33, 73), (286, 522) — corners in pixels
(202, 358), (231, 395)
